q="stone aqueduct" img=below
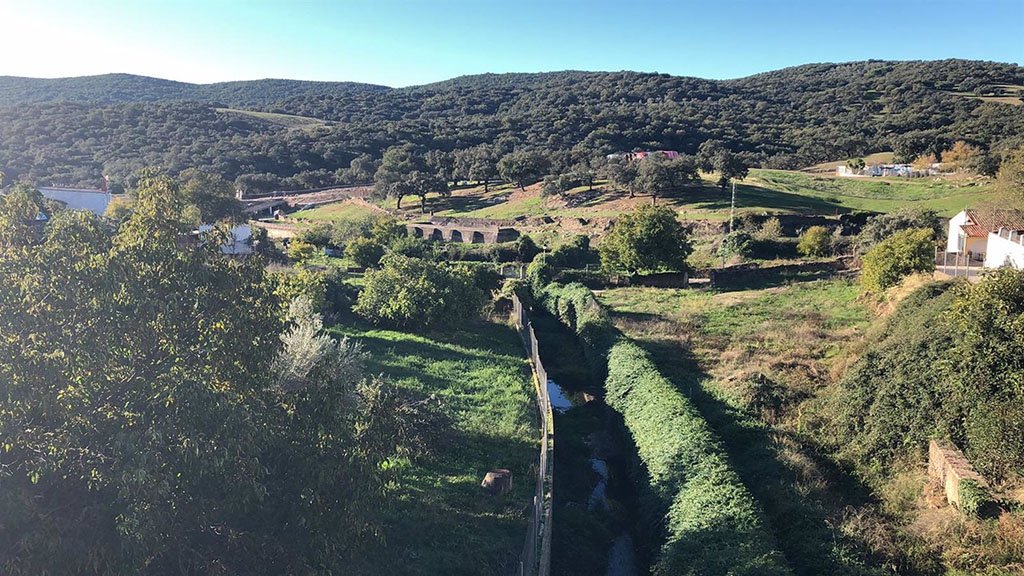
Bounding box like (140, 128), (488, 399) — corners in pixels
(405, 222), (519, 244)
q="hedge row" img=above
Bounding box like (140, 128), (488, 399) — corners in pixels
(535, 282), (791, 576)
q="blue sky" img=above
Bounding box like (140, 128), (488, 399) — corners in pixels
(1, 0), (1021, 86)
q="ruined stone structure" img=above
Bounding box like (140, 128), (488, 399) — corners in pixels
(928, 439), (987, 510)
(406, 221), (519, 244)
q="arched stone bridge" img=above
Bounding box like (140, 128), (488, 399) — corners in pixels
(406, 222), (519, 244)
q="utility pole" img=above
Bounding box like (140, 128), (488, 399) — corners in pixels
(729, 180), (736, 233)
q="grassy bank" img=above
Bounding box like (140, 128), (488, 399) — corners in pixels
(329, 320), (536, 575)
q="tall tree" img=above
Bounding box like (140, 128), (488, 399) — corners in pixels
(498, 151), (549, 191)
(599, 205), (691, 274)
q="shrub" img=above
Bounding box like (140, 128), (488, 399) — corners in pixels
(797, 226), (830, 257)
(268, 268), (328, 315)
(753, 217), (783, 241)
(860, 228), (935, 291)
(549, 234), (593, 268)
(344, 236), (386, 268)
(299, 222), (333, 247)
(855, 208), (942, 255)
(287, 239), (317, 262)
(600, 205), (691, 274)
(717, 231), (753, 260)
(515, 234), (541, 263)
(957, 479), (990, 517)
(353, 254), (485, 328)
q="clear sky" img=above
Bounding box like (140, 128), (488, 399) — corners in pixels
(1, 0), (1021, 87)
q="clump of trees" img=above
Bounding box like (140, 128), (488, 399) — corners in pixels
(855, 208), (943, 255)
(353, 254), (486, 328)
(599, 205), (691, 274)
(0, 175), (446, 574)
(860, 228), (936, 291)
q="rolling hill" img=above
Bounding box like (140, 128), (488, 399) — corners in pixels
(1, 59), (1023, 189)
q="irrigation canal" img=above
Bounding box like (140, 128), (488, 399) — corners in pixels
(530, 310), (642, 576)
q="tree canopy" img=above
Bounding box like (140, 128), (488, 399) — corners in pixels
(599, 205), (692, 274)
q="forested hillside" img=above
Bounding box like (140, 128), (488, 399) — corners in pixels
(2, 59), (1023, 188)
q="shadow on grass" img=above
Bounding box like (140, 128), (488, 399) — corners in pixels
(632, 336), (893, 576)
(714, 267), (840, 292)
(362, 426), (537, 576)
(663, 182), (848, 215)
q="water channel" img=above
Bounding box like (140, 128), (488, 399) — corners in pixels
(531, 311), (641, 576)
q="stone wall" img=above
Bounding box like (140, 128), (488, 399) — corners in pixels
(928, 439), (987, 510)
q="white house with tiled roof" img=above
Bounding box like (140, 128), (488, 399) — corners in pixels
(947, 208), (1024, 269)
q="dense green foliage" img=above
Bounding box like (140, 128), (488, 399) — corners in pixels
(835, 273), (1024, 480)
(796, 225), (830, 257)
(0, 176), (428, 574)
(854, 208), (944, 254)
(4, 60), (1024, 188)
(535, 282), (790, 575)
(859, 228), (936, 291)
(957, 479), (990, 517)
(353, 254), (485, 328)
(599, 206), (692, 274)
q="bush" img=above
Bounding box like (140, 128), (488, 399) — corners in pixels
(855, 208), (943, 255)
(287, 239), (317, 262)
(268, 268), (329, 314)
(753, 217), (783, 241)
(717, 231), (753, 260)
(957, 479), (990, 517)
(549, 234), (593, 268)
(299, 222), (333, 247)
(515, 234), (541, 263)
(860, 228), (935, 291)
(353, 254), (485, 328)
(797, 226), (830, 257)
(600, 205), (691, 274)
(344, 236), (386, 268)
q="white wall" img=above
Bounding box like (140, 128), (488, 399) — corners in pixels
(984, 231), (1024, 270)
(39, 188), (111, 216)
(947, 210), (969, 253)
(197, 224), (253, 255)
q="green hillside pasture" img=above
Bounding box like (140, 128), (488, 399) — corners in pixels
(291, 199), (383, 223)
(330, 320), (537, 575)
(432, 170), (996, 223)
(747, 170), (998, 216)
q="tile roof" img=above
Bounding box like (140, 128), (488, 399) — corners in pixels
(962, 208), (1024, 237)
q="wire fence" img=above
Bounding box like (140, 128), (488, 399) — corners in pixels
(512, 294), (553, 576)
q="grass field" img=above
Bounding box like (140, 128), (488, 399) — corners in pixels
(329, 319), (536, 575)
(595, 280), (902, 575)
(291, 199), (383, 222)
(423, 169), (998, 224)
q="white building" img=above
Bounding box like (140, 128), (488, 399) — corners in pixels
(38, 187), (112, 216)
(946, 208), (1024, 269)
(196, 224), (253, 255)
(985, 228), (1024, 269)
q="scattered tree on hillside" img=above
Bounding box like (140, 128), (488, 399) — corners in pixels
(603, 155), (639, 197)
(635, 154), (674, 205)
(912, 153), (939, 172)
(599, 205), (691, 275)
(846, 158), (866, 171)
(498, 151), (549, 191)
(425, 149), (455, 185)
(347, 153), (379, 183)
(860, 228), (936, 291)
(374, 144), (424, 209)
(698, 140), (749, 189)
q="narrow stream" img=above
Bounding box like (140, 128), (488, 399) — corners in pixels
(532, 311), (642, 576)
